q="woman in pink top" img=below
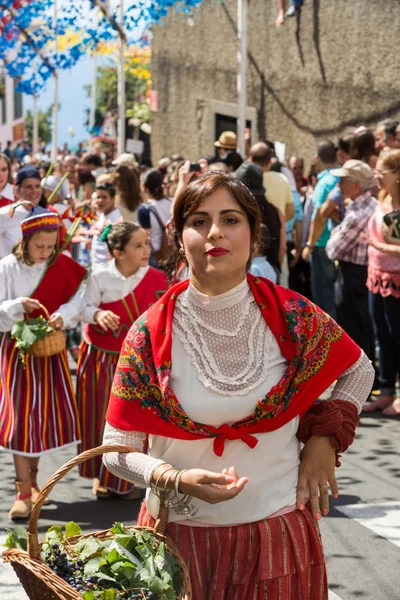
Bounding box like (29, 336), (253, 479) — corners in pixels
(363, 150), (400, 415)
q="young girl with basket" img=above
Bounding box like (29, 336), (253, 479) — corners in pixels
(0, 206), (87, 520)
(74, 222), (168, 498)
(104, 172), (375, 599)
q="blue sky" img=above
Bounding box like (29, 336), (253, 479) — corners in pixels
(24, 55), (94, 148)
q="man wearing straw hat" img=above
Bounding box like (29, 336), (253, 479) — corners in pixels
(214, 131), (237, 160)
(0, 166), (43, 259)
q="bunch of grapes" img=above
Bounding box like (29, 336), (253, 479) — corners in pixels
(44, 544), (160, 599)
(44, 543), (100, 594)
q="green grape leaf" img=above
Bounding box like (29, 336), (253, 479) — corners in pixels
(83, 592), (95, 600)
(99, 591), (117, 600)
(65, 521), (81, 538)
(74, 537), (102, 560)
(91, 571), (117, 583)
(3, 526), (28, 551)
(110, 522), (126, 535)
(83, 556), (106, 576)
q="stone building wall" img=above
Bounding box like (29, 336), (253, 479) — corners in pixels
(150, 0), (400, 166)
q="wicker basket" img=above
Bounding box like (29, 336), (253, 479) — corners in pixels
(3, 445), (192, 600)
(27, 303), (66, 358)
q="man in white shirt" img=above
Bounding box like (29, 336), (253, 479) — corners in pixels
(90, 182), (121, 269)
(0, 166), (42, 258)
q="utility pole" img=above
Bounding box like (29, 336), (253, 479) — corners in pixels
(237, 0), (247, 157)
(117, 0), (126, 155)
(51, 0), (58, 161)
(88, 55), (97, 151)
(33, 94), (39, 155)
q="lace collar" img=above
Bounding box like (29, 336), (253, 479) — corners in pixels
(186, 277), (249, 311)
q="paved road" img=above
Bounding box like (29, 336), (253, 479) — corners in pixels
(1, 410), (399, 600)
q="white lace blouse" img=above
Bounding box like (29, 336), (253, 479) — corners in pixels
(103, 279), (375, 525)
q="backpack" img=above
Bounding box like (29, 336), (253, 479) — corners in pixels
(147, 204), (171, 268)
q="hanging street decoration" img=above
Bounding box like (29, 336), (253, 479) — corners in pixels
(0, 0), (204, 96)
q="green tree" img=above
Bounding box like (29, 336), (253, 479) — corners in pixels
(85, 64), (149, 129)
(25, 106), (53, 145)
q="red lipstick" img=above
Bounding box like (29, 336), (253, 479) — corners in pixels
(206, 247), (229, 257)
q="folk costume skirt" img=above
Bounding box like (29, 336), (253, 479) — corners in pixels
(76, 340), (133, 494)
(0, 333), (80, 456)
(138, 503), (328, 600)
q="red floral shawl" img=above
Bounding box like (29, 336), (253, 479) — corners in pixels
(106, 275), (361, 456)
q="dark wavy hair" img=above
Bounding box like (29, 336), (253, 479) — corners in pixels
(172, 171), (261, 272)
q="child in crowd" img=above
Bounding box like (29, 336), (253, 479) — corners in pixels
(0, 206), (87, 520)
(90, 182), (121, 268)
(250, 223), (278, 282)
(74, 222), (168, 498)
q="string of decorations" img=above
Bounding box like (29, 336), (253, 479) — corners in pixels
(0, 0), (204, 95)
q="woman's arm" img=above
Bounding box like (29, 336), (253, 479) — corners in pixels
(102, 423), (166, 488)
(361, 232), (400, 256)
(102, 423), (248, 502)
(330, 351), (375, 411)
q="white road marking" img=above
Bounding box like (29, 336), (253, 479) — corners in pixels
(335, 501), (400, 549)
(329, 592), (345, 600)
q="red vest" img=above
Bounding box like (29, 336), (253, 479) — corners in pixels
(30, 253), (87, 316)
(84, 267), (168, 353)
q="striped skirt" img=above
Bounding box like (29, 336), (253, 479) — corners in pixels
(76, 340), (133, 494)
(0, 333), (80, 456)
(138, 503), (328, 600)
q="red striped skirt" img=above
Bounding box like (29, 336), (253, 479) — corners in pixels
(75, 340), (133, 494)
(0, 333), (80, 455)
(138, 503), (328, 600)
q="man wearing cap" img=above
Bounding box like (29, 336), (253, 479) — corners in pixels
(326, 160), (378, 359)
(214, 131), (237, 160)
(0, 166), (43, 259)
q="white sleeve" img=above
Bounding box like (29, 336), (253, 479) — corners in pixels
(0, 298), (25, 332)
(330, 351), (375, 413)
(102, 422), (166, 488)
(80, 273), (103, 324)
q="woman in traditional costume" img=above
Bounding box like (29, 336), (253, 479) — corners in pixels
(0, 206), (87, 520)
(75, 222), (168, 498)
(103, 172), (374, 599)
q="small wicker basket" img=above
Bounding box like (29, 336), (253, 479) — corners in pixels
(27, 303), (66, 358)
(3, 445), (192, 600)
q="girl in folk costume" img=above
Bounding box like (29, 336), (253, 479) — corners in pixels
(0, 153), (14, 209)
(104, 173), (375, 600)
(0, 206), (87, 520)
(75, 222), (168, 498)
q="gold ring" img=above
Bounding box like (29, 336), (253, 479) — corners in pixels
(319, 484), (329, 488)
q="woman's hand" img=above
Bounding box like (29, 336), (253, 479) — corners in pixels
(179, 466), (248, 504)
(49, 314), (64, 330)
(94, 310), (120, 331)
(21, 298), (41, 314)
(296, 435), (338, 520)
(360, 232), (383, 251)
